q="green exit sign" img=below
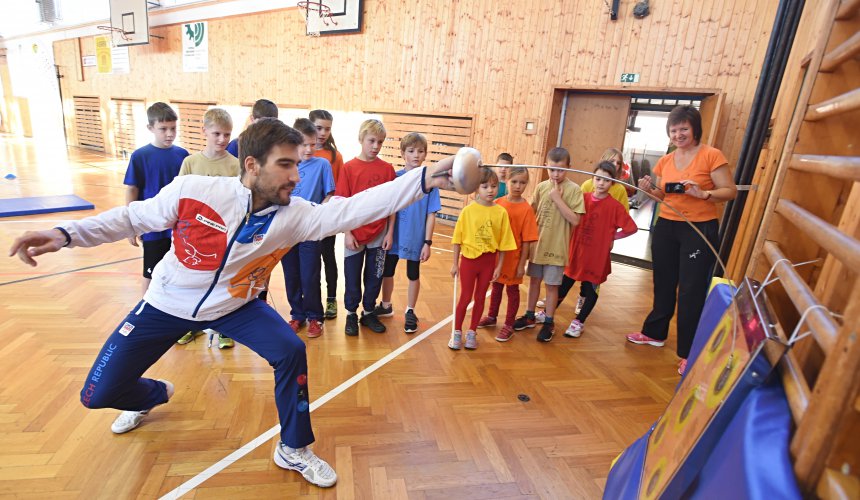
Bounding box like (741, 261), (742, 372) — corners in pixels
(621, 73), (640, 83)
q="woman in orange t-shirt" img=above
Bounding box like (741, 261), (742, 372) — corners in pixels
(310, 109), (345, 320)
(626, 105), (737, 376)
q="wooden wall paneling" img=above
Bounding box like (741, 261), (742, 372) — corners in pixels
(373, 112), (473, 224)
(111, 98), (143, 157)
(172, 101), (215, 153)
(72, 96), (104, 151)
(49, 0), (780, 185)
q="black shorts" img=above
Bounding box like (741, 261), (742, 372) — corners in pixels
(382, 253), (420, 281)
(142, 238), (172, 279)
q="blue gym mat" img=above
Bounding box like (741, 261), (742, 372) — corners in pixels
(0, 194), (95, 218)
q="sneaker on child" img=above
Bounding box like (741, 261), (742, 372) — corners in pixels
(307, 319), (324, 338)
(373, 302), (394, 318)
(218, 334), (235, 349)
(176, 330), (204, 345)
(324, 300), (338, 320)
(289, 319), (306, 333)
(495, 324), (514, 342)
(464, 330), (478, 349)
(360, 311), (386, 333)
(448, 330), (462, 350)
(537, 322), (554, 342)
(273, 442), (337, 488)
(564, 319), (583, 338)
(404, 309), (419, 333)
(345, 313), (359, 336)
(513, 315), (536, 331)
(476, 316), (497, 328)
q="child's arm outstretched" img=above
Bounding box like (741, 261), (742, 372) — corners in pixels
(451, 244), (460, 277)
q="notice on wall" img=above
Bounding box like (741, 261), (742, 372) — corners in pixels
(182, 21), (208, 72)
(82, 55), (96, 67)
(111, 46), (130, 74)
(95, 35), (112, 74)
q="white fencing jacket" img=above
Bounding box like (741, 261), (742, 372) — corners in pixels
(62, 167), (431, 321)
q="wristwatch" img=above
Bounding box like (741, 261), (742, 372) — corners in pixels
(424, 239), (432, 246)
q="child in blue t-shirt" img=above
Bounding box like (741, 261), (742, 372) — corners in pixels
(123, 102), (189, 295)
(280, 118), (336, 339)
(226, 99), (279, 157)
(375, 133), (441, 333)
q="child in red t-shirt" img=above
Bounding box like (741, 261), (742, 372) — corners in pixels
(559, 161), (637, 338)
(335, 119), (396, 336)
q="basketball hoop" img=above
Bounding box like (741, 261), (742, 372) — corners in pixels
(97, 25), (131, 45)
(296, 0), (338, 37)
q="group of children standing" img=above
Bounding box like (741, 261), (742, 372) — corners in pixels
(124, 100), (638, 350)
(124, 100), (443, 343)
(449, 148), (638, 349)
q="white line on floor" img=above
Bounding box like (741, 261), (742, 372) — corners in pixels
(159, 301), (473, 499)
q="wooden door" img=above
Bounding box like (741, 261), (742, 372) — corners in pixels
(699, 92), (724, 146)
(559, 93), (630, 185)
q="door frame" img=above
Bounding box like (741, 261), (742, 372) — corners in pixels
(542, 86), (723, 173)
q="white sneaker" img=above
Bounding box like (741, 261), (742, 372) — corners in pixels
(110, 379), (174, 434)
(564, 319), (584, 338)
(535, 310), (547, 324)
(536, 298), (546, 309)
(448, 330), (462, 350)
(575, 296), (585, 315)
(274, 442), (337, 488)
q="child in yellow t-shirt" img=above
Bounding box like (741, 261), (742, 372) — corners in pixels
(449, 168), (517, 350)
(477, 167), (539, 342)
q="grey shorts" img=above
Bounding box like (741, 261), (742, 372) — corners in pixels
(344, 228), (385, 257)
(526, 262), (565, 286)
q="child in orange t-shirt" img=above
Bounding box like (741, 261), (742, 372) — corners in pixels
(476, 167), (539, 342)
(310, 109), (344, 320)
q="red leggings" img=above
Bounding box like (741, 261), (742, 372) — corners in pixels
(455, 252), (496, 331)
(486, 281), (520, 327)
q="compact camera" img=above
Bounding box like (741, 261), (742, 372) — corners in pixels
(664, 182), (686, 194)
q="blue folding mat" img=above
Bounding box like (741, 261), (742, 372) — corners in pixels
(0, 195), (95, 218)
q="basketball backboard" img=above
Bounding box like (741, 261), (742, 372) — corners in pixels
(109, 0), (150, 46)
(300, 0), (363, 36)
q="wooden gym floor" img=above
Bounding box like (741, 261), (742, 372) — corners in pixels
(0, 135), (683, 499)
